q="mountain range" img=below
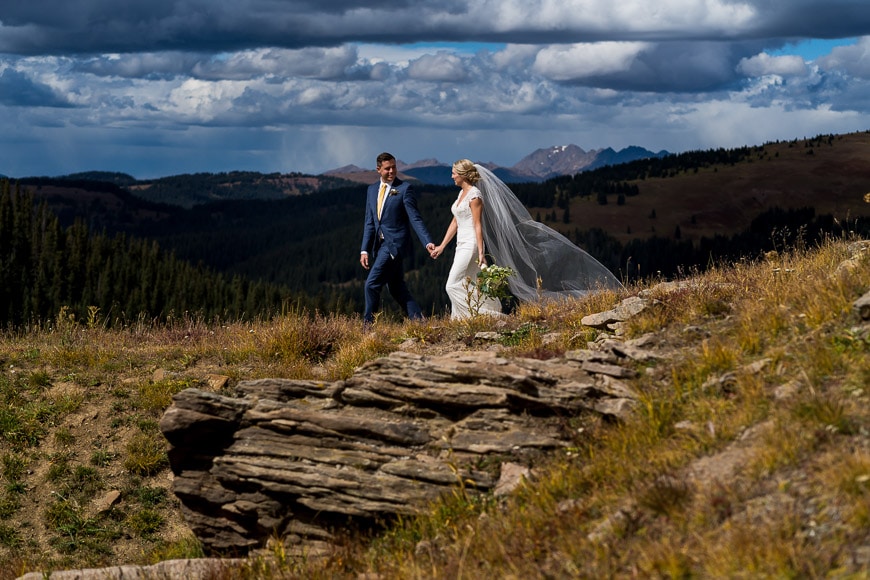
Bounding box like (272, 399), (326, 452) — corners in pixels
(322, 144), (670, 185)
(9, 144), (669, 208)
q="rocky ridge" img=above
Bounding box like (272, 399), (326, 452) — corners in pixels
(149, 292), (670, 558)
(157, 320), (664, 555)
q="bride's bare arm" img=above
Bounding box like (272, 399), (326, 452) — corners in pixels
(431, 217), (457, 259)
(470, 198), (487, 265)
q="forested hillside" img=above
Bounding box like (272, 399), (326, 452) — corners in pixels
(126, 171), (357, 208)
(118, 133), (870, 317)
(5, 132), (870, 326)
(0, 182), (300, 327)
(128, 183), (461, 317)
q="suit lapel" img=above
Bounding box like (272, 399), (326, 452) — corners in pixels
(378, 179), (402, 223)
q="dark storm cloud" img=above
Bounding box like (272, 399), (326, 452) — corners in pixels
(0, 67), (73, 107)
(0, 0), (462, 55)
(1, 1), (868, 56)
(75, 46), (360, 81)
(749, 1), (870, 39)
(532, 41), (763, 92)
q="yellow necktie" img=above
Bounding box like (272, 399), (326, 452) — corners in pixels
(377, 183), (387, 219)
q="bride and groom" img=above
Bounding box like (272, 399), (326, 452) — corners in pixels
(359, 152), (620, 324)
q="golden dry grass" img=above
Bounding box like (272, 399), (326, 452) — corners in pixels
(1, 236), (869, 578)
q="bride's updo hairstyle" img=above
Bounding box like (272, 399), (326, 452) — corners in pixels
(453, 159), (481, 185)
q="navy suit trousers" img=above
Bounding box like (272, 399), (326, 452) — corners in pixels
(364, 249), (423, 323)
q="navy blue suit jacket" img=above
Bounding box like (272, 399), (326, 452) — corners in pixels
(360, 178), (432, 258)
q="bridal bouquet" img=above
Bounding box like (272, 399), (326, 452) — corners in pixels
(476, 263), (515, 300)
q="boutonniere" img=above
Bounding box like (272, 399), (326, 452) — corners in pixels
(389, 188), (399, 196)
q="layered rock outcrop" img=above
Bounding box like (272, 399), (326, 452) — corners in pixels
(159, 343), (657, 554)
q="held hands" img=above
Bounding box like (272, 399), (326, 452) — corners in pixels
(362, 245), (439, 266)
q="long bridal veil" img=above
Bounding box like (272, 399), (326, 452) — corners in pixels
(474, 164), (622, 302)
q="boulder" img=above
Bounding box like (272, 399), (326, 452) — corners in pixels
(159, 348), (648, 554)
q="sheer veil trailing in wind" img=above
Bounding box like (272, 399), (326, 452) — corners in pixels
(474, 164), (622, 302)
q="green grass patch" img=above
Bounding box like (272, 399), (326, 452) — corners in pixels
(123, 433), (167, 476)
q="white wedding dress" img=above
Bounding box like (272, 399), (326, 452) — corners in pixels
(445, 186), (503, 319)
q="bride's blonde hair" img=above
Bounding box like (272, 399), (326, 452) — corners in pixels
(453, 159), (481, 185)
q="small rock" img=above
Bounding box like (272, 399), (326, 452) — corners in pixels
(494, 462), (530, 497)
(92, 490), (121, 515)
(608, 322), (625, 335)
(152, 368), (180, 382)
(541, 332), (562, 344)
(581, 361), (637, 379)
(774, 379), (802, 400)
(743, 358), (771, 375)
(556, 498), (581, 514)
(565, 349), (617, 364)
(624, 333), (658, 348)
(600, 339), (663, 362)
(854, 290), (870, 320)
(588, 507), (634, 544)
(474, 331), (501, 341)
(206, 374), (230, 391)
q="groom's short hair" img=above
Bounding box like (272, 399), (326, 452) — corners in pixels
(376, 152), (395, 168)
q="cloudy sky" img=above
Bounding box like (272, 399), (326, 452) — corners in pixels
(1, 1), (869, 179)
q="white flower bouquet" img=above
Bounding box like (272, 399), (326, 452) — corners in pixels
(476, 263), (515, 300)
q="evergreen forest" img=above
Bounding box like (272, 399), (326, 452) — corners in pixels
(0, 182), (299, 328)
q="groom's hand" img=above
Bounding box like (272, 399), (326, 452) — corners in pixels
(360, 253), (369, 269)
(426, 243), (436, 259)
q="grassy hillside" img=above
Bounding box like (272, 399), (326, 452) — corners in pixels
(23, 132), (870, 249)
(548, 132), (870, 245)
(2, 234), (869, 577)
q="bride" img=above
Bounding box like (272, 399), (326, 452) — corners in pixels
(431, 159), (503, 318)
(430, 159), (621, 318)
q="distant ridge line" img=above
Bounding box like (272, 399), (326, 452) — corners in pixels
(323, 144), (669, 185)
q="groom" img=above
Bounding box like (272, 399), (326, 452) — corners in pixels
(359, 152), (435, 325)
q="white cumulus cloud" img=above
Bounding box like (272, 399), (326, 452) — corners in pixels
(407, 53), (469, 82)
(817, 36), (870, 78)
(533, 42), (650, 80)
(738, 53), (808, 77)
